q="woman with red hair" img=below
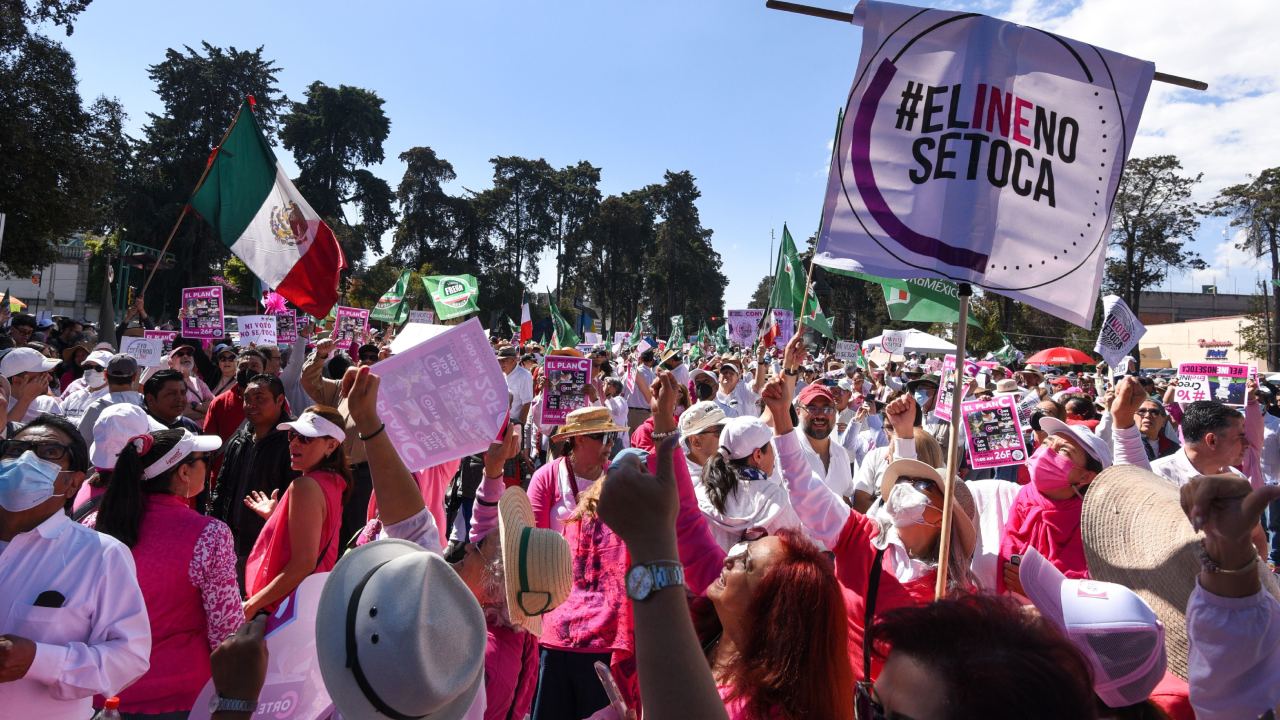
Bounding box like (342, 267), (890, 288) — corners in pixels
(697, 527), (853, 719)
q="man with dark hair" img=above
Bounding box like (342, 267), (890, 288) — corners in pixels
(1, 313), (36, 349)
(208, 373), (296, 574)
(203, 349), (265, 442)
(1115, 390), (1250, 487)
(0, 414), (150, 718)
(143, 369), (201, 433)
(1063, 396), (1099, 431)
(49, 317), (84, 357)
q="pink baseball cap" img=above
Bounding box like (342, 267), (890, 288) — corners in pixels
(1019, 547), (1167, 708)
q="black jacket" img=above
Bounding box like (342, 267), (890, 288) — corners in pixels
(208, 414), (298, 558)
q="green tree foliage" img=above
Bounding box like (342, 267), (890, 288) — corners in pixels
(0, 2), (122, 273)
(123, 42), (282, 315)
(639, 171), (727, 336)
(570, 192), (652, 331)
(552, 161), (602, 298)
(1214, 168), (1280, 369)
(281, 81), (396, 268)
(1104, 155), (1205, 316)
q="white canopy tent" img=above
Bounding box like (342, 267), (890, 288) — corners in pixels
(862, 328), (956, 355)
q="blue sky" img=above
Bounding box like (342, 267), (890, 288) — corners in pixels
(56, 0), (1278, 309)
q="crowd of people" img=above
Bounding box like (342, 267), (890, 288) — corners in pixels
(0, 302), (1277, 720)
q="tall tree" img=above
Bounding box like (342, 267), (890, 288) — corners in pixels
(391, 147), (472, 270)
(640, 170), (727, 335)
(483, 156), (557, 310)
(571, 192), (652, 330)
(551, 161), (601, 298)
(281, 81), (395, 267)
(1215, 167), (1280, 368)
(1104, 155), (1205, 315)
(124, 42), (282, 313)
(0, 4), (119, 273)
(749, 275), (772, 308)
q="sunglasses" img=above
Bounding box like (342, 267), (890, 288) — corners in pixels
(359, 354), (379, 362)
(217, 354), (237, 361)
(172, 349), (194, 358)
(856, 681), (918, 720)
(287, 430), (324, 444)
(0, 439), (71, 463)
(896, 475), (939, 494)
(584, 432), (618, 445)
(1134, 408), (1164, 417)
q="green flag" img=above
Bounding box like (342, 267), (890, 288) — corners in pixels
(1272, 278), (1280, 290)
(714, 323), (729, 353)
(370, 270), (411, 324)
(800, 292), (836, 339)
(504, 315), (519, 339)
(831, 269), (979, 326)
(626, 315), (644, 349)
(667, 315), (685, 350)
(548, 298), (580, 347)
(852, 341), (868, 370)
(768, 224), (806, 314)
(421, 274), (480, 320)
(993, 333), (1020, 364)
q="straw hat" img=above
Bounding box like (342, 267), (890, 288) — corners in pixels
(1081, 465), (1198, 680)
(879, 458), (978, 557)
(316, 540), (486, 720)
(498, 487), (572, 636)
(551, 406), (626, 442)
(546, 347), (584, 358)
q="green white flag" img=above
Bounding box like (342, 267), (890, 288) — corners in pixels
(421, 274), (480, 321)
(831, 270), (979, 326)
(768, 224), (806, 315)
(800, 292), (836, 339)
(548, 298), (580, 347)
(852, 341), (868, 370)
(714, 323), (729, 353)
(626, 315), (644, 349)
(668, 315), (685, 350)
(370, 270), (411, 324)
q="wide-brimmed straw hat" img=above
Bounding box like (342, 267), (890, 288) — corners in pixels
(879, 458), (977, 557)
(546, 347), (584, 358)
(551, 406), (626, 442)
(1081, 465), (1199, 680)
(498, 487), (572, 636)
(316, 540), (486, 720)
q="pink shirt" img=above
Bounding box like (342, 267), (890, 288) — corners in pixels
(245, 469), (346, 605)
(84, 495), (240, 714)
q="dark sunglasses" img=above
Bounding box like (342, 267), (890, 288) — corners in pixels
(584, 432), (618, 444)
(172, 349), (194, 358)
(1134, 408), (1165, 417)
(287, 430), (323, 444)
(0, 439), (71, 463)
(217, 353), (237, 361)
(896, 475), (939, 494)
(358, 354), (379, 362)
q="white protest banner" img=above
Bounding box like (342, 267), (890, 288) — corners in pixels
(814, 1), (1155, 327)
(407, 309), (435, 325)
(1177, 362), (1249, 407)
(881, 330), (907, 356)
(188, 575), (332, 720)
(1094, 294), (1146, 369)
(835, 340), (859, 361)
(961, 395), (1029, 469)
(372, 318), (508, 472)
(726, 309), (766, 348)
(541, 355), (592, 425)
(237, 315), (278, 347)
(120, 336), (164, 367)
(613, 331), (631, 350)
(584, 331), (602, 346)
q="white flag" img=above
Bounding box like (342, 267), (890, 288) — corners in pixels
(815, 0), (1154, 327)
(1094, 294), (1146, 369)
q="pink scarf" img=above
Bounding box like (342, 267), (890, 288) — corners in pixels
(997, 483), (1088, 593)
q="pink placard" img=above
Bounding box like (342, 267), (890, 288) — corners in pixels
(541, 355), (592, 425)
(143, 330), (178, 354)
(332, 306), (370, 345)
(960, 395), (1029, 469)
(181, 286), (224, 340)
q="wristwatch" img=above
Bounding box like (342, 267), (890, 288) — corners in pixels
(626, 561), (685, 601)
(209, 695), (256, 714)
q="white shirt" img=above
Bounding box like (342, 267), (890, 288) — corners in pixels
(1262, 413), (1280, 486)
(627, 364), (657, 409)
(0, 512), (151, 720)
(1150, 447), (1245, 487)
(795, 429), (856, 500)
(504, 365), (534, 419)
(61, 386), (108, 425)
(604, 395), (630, 449)
(8, 394), (63, 424)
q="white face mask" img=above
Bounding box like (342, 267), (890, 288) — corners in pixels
(884, 482), (940, 528)
(83, 369), (106, 389)
(671, 365), (690, 387)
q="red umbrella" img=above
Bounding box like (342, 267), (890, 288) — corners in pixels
(1024, 346), (1096, 365)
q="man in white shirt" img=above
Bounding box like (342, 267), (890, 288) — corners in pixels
(677, 401), (726, 485)
(1, 348), (64, 424)
(793, 383), (856, 501)
(58, 350), (113, 426)
(716, 362), (759, 417)
(0, 415), (150, 720)
(497, 346), (533, 424)
(624, 349), (657, 432)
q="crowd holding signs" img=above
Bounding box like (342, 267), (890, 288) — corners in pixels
(2, 2), (1277, 720)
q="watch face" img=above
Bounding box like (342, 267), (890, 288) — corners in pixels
(627, 566), (654, 599)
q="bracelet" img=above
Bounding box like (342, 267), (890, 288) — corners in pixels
(783, 368), (799, 377)
(358, 423), (386, 442)
(650, 429), (678, 441)
(475, 497), (499, 507)
(1197, 540), (1259, 574)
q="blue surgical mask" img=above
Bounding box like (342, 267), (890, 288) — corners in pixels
(0, 450), (65, 512)
(913, 389), (932, 409)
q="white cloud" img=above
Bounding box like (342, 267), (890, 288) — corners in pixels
(1186, 230), (1266, 294)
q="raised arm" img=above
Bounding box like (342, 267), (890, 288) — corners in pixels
(345, 367), (432, 537)
(1108, 376), (1152, 470)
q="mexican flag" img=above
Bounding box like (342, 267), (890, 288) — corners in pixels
(519, 302), (532, 343)
(370, 270), (411, 324)
(547, 297), (580, 347)
(190, 100), (345, 318)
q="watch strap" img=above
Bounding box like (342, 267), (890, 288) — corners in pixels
(212, 695), (257, 713)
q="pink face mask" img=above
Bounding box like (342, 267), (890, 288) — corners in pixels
(1029, 442), (1076, 494)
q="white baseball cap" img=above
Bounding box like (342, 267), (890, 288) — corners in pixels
(1019, 547), (1167, 708)
(679, 401), (727, 442)
(717, 415), (773, 461)
(90, 405), (165, 470)
(1038, 416), (1112, 469)
(277, 410), (347, 442)
(83, 350), (115, 369)
(0, 347), (59, 378)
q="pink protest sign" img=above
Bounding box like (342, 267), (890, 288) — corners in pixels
(541, 355), (592, 425)
(332, 306), (370, 345)
(932, 354), (980, 422)
(772, 309), (795, 349)
(960, 395), (1029, 469)
(143, 330), (178, 354)
(372, 318), (508, 472)
(1176, 362), (1249, 406)
(181, 286), (224, 340)
(275, 310), (298, 343)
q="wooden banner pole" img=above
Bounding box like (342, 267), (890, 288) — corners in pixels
(933, 282), (971, 599)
